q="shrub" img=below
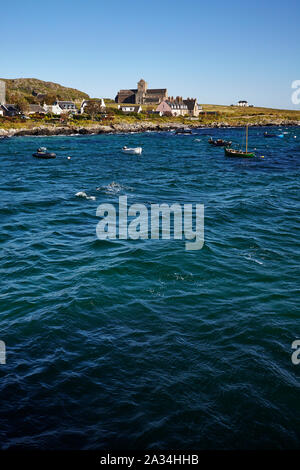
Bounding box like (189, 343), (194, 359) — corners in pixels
(73, 114), (89, 121)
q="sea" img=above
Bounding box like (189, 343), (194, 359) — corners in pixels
(0, 126), (299, 449)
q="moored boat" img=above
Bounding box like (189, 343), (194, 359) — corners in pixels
(122, 146), (142, 155)
(225, 148), (255, 158)
(264, 132), (284, 138)
(264, 132), (276, 138)
(225, 125), (255, 158)
(208, 138), (232, 147)
(175, 128), (192, 134)
(32, 147), (56, 159)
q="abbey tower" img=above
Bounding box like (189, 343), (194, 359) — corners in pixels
(136, 79), (148, 104)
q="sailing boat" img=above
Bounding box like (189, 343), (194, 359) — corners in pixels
(225, 125), (255, 158)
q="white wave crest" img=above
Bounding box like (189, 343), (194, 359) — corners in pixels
(96, 181), (129, 195)
(75, 191), (96, 200)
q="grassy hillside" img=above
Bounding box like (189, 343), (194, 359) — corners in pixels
(201, 104), (300, 123)
(1, 78), (90, 104)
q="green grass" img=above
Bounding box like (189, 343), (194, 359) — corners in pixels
(201, 104), (300, 120)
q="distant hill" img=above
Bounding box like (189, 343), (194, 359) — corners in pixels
(1, 78), (90, 104)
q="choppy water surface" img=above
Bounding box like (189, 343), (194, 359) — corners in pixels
(0, 127), (299, 449)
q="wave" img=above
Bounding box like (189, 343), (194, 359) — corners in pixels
(75, 191), (96, 200)
(96, 181), (131, 195)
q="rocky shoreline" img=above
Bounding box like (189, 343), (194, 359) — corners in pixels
(0, 119), (299, 138)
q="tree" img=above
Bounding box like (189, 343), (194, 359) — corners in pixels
(84, 100), (105, 119)
(6, 92), (29, 113)
(43, 93), (57, 105)
(15, 97), (29, 114)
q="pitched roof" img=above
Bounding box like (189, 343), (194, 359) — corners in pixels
(166, 100), (187, 109)
(0, 104), (20, 115)
(118, 89), (137, 95)
(146, 88), (167, 95)
(1, 104), (18, 111)
(81, 99), (105, 106)
(56, 101), (76, 106)
(29, 104), (46, 113)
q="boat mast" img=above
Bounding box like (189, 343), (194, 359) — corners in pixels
(246, 125), (248, 153)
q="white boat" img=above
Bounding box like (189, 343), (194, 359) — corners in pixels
(122, 146), (142, 155)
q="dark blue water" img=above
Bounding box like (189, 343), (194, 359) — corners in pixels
(0, 127), (299, 449)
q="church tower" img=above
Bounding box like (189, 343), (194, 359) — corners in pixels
(0, 80), (5, 105)
(136, 79), (148, 104)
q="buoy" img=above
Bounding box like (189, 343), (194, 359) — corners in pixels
(261, 156), (264, 158)
(67, 156), (71, 160)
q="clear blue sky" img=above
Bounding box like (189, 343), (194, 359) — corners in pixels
(2, 0), (299, 109)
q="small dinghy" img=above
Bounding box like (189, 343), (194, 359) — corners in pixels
(264, 132), (284, 139)
(175, 128), (192, 135)
(122, 146), (142, 155)
(264, 132), (276, 138)
(208, 138), (232, 147)
(33, 147), (56, 159)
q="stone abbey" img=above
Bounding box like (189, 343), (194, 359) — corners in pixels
(115, 79), (168, 105)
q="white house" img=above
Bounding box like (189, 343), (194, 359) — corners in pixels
(80, 99), (106, 114)
(44, 101), (77, 115)
(118, 104), (142, 113)
(237, 100), (249, 107)
(156, 100), (188, 117)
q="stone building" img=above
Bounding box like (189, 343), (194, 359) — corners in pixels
(156, 99), (188, 117)
(183, 98), (201, 117)
(28, 104), (47, 115)
(156, 96), (201, 117)
(115, 79), (167, 105)
(0, 80), (6, 105)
